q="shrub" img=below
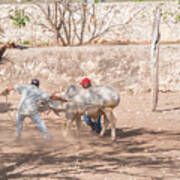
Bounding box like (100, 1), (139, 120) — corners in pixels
(9, 9), (30, 28)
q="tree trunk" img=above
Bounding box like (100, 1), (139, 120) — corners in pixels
(150, 7), (161, 112)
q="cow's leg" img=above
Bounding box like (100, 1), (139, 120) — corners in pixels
(62, 119), (73, 137)
(66, 119), (73, 130)
(99, 114), (108, 137)
(103, 108), (117, 140)
(63, 112), (74, 137)
(110, 111), (117, 141)
(75, 115), (81, 136)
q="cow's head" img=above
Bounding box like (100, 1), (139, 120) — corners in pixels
(64, 85), (79, 100)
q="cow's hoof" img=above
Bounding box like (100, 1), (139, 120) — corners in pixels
(99, 132), (104, 137)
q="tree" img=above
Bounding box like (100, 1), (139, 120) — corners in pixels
(33, 0), (142, 46)
(33, 0), (120, 46)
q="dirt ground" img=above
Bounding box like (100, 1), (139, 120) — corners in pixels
(0, 91), (180, 180)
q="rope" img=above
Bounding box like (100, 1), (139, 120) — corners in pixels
(0, 93), (15, 122)
(5, 95), (15, 121)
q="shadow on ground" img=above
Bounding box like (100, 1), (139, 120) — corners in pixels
(0, 102), (14, 113)
(0, 127), (180, 179)
(156, 106), (180, 112)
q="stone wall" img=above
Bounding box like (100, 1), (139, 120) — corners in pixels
(1, 45), (180, 93)
(0, 1), (180, 44)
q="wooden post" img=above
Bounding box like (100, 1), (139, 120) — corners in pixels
(150, 8), (161, 112)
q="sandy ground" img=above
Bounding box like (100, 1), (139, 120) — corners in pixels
(0, 91), (180, 180)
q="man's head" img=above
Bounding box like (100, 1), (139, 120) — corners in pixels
(80, 78), (91, 89)
(31, 79), (40, 87)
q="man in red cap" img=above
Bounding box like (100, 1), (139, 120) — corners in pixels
(80, 77), (102, 133)
(80, 77), (92, 89)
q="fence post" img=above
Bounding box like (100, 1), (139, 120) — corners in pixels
(150, 7), (161, 112)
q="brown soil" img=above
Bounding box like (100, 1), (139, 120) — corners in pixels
(0, 91), (180, 180)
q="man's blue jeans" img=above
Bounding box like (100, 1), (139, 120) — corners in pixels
(16, 112), (50, 139)
(83, 115), (102, 133)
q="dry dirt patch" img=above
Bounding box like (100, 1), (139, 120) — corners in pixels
(0, 91), (180, 180)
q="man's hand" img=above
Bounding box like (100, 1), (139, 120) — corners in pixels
(1, 89), (10, 96)
(50, 95), (68, 102)
(0, 86), (14, 96)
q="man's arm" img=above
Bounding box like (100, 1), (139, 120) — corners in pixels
(8, 86), (14, 91)
(1, 86), (14, 96)
(50, 95), (68, 102)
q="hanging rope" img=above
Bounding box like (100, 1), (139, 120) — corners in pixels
(0, 92), (15, 122)
(4, 94), (14, 121)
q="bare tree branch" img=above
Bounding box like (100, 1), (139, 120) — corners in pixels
(33, 2), (55, 30)
(38, 23), (54, 32)
(72, 15), (81, 42)
(80, 4), (87, 44)
(31, 1), (146, 46)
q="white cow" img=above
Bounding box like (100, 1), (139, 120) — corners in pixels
(61, 85), (120, 140)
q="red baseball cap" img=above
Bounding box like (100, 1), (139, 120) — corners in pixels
(80, 78), (91, 85)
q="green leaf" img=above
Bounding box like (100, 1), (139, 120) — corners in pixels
(24, 16), (30, 22)
(9, 8), (30, 28)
